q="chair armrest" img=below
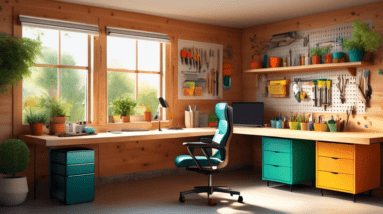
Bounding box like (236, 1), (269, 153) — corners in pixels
(200, 137), (214, 143)
(183, 142), (223, 150)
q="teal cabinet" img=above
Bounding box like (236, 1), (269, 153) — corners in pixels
(262, 137), (315, 188)
(50, 148), (95, 205)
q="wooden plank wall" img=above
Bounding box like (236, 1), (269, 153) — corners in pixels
(241, 2), (383, 194)
(0, 0), (253, 198)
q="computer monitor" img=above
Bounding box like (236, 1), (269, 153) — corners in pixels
(232, 102), (264, 127)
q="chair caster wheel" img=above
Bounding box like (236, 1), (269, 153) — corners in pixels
(230, 193), (233, 196)
(179, 196), (185, 203)
(208, 198), (217, 206)
(238, 196), (243, 203)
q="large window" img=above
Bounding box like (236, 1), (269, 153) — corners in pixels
(107, 36), (164, 122)
(22, 26), (92, 123)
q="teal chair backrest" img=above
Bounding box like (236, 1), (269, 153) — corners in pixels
(211, 103), (232, 161)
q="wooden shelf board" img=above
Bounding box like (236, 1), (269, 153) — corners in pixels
(243, 61), (373, 76)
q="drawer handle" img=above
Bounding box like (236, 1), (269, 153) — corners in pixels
(272, 165), (279, 167)
(331, 157), (339, 160)
(330, 172), (339, 174)
(273, 151), (279, 153)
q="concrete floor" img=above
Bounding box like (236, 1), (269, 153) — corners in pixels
(1, 170), (383, 214)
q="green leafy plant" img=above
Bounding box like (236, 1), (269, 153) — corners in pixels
(310, 44), (332, 56)
(0, 139), (30, 178)
(342, 20), (383, 52)
(0, 33), (42, 93)
(24, 108), (49, 124)
(111, 96), (137, 116)
(38, 95), (69, 117)
(208, 113), (218, 123)
(250, 34), (268, 61)
(145, 107), (152, 112)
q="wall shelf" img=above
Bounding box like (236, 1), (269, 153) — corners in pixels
(243, 61), (373, 76)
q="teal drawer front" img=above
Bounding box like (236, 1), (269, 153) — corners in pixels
(263, 137), (291, 153)
(263, 151), (291, 167)
(51, 163), (95, 176)
(263, 164), (291, 183)
(52, 174), (95, 205)
(51, 148), (94, 165)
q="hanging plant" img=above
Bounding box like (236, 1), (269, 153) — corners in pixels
(0, 33), (42, 93)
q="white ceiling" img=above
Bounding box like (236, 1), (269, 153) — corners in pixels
(58, 0), (383, 29)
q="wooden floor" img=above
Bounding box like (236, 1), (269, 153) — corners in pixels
(1, 170), (383, 213)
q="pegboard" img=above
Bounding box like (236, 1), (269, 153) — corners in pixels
(256, 19), (372, 114)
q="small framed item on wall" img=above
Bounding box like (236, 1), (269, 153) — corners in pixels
(178, 39), (223, 100)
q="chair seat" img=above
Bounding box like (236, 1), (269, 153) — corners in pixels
(174, 155), (222, 168)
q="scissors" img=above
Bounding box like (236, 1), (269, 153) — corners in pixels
(336, 75), (348, 104)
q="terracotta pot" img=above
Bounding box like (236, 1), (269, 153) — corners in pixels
(50, 116), (67, 124)
(326, 54), (333, 63)
(144, 112), (152, 122)
(30, 123), (44, 136)
(270, 57), (281, 68)
(250, 62), (262, 69)
(311, 56), (321, 64)
(209, 122), (217, 127)
(122, 116), (130, 123)
(50, 123), (66, 134)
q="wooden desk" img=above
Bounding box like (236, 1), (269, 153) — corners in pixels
(234, 127), (383, 145)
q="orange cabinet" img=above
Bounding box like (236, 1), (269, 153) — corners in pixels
(316, 142), (380, 195)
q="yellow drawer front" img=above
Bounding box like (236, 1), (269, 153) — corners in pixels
(317, 142), (354, 160)
(317, 171), (354, 192)
(317, 156), (354, 175)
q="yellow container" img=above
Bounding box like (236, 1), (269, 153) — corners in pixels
(270, 79), (290, 85)
(314, 123), (327, 132)
(268, 85), (286, 95)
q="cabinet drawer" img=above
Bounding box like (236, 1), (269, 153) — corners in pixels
(263, 137), (291, 153)
(317, 171), (354, 192)
(263, 164), (291, 183)
(317, 142), (354, 160)
(51, 163), (95, 176)
(51, 148), (94, 165)
(317, 156), (354, 175)
(263, 151), (291, 167)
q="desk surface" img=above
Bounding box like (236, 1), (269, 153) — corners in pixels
(20, 127), (383, 147)
(234, 127), (383, 145)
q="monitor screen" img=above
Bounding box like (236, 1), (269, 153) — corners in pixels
(232, 102), (264, 127)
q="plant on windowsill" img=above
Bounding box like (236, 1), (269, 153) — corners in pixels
(24, 108), (49, 136)
(0, 33), (42, 93)
(144, 106), (152, 122)
(342, 20), (383, 62)
(250, 34), (268, 69)
(310, 44), (332, 64)
(0, 139), (30, 206)
(208, 113), (218, 127)
(39, 95), (69, 134)
(111, 96), (137, 123)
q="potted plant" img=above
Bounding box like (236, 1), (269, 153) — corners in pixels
(208, 113), (218, 127)
(0, 139), (30, 206)
(310, 44), (332, 64)
(250, 34), (268, 69)
(144, 107), (152, 122)
(24, 108), (49, 136)
(39, 95), (68, 134)
(111, 96), (137, 123)
(342, 20), (383, 62)
(0, 33), (41, 93)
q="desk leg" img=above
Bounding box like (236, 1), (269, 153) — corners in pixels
(369, 190), (372, 197)
(49, 148), (54, 199)
(267, 181), (269, 186)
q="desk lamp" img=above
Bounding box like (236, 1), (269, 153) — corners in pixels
(156, 97), (168, 131)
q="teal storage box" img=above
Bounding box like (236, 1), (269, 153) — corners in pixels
(262, 137), (315, 191)
(50, 147), (95, 205)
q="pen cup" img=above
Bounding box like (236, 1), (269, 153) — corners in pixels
(300, 123), (308, 131)
(289, 122), (300, 130)
(281, 121), (286, 129)
(276, 120), (283, 129)
(328, 123), (337, 132)
(307, 122), (314, 131)
(315, 123), (328, 132)
(271, 120), (276, 128)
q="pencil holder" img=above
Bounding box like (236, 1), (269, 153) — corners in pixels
(328, 123), (337, 132)
(289, 122), (300, 130)
(271, 120), (276, 128)
(281, 121), (286, 129)
(315, 123), (328, 132)
(307, 122), (314, 131)
(300, 123), (308, 131)
(276, 120), (282, 129)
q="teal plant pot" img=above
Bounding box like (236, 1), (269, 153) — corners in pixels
(348, 49), (365, 62)
(333, 52), (345, 59)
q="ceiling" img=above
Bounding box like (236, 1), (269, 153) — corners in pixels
(57, 0), (383, 29)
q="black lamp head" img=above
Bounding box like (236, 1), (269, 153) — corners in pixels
(158, 97), (169, 108)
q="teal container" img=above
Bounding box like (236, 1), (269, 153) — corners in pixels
(262, 137), (316, 187)
(271, 120), (276, 128)
(50, 148), (95, 205)
(328, 123), (337, 132)
(333, 52), (345, 59)
(348, 49), (365, 62)
(275, 121), (283, 129)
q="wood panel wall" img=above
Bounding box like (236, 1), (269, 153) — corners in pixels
(241, 1), (383, 194)
(0, 0), (252, 198)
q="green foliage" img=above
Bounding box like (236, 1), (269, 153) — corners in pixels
(145, 107), (152, 112)
(208, 113), (218, 123)
(310, 44), (332, 56)
(0, 33), (42, 93)
(111, 96), (137, 116)
(39, 94), (69, 117)
(342, 20), (383, 52)
(107, 71), (135, 116)
(24, 108), (49, 124)
(250, 34), (268, 60)
(0, 139), (30, 178)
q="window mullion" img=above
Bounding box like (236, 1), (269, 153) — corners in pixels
(135, 40), (138, 101)
(58, 31), (61, 98)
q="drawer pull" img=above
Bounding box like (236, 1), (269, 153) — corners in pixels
(272, 165), (279, 167)
(273, 151), (279, 153)
(331, 157), (339, 160)
(330, 172), (339, 174)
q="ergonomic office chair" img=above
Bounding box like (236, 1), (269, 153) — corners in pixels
(174, 103), (242, 205)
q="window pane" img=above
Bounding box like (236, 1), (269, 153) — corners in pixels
(138, 40), (160, 72)
(22, 27), (59, 65)
(61, 69), (88, 123)
(108, 71), (136, 118)
(61, 31), (88, 67)
(107, 37), (136, 70)
(137, 73), (160, 116)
